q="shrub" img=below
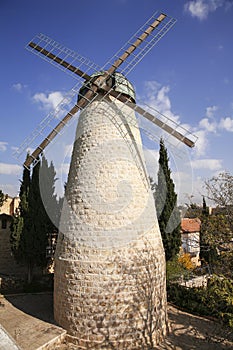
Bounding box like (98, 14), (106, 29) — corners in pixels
(167, 275), (233, 328)
(178, 253), (195, 270)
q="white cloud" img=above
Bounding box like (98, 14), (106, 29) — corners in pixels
(199, 118), (217, 132)
(141, 80), (200, 156)
(191, 158), (222, 170)
(156, 86), (171, 112)
(219, 117), (233, 132)
(192, 129), (208, 156)
(33, 91), (64, 111)
(0, 142), (8, 152)
(139, 80), (233, 204)
(184, 0), (228, 20)
(0, 163), (22, 175)
(12, 83), (26, 92)
(142, 81), (181, 124)
(185, 0), (209, 20)
(198, 105), (218, 132)
(206, 105), (218, 118)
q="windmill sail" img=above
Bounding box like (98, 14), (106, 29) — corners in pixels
(26, 33), (101, 80)
(15, 11), (196, 170)
(26, 12), (175, 81)
(16, 12), (178, 168)
(107, 90), (197, 147)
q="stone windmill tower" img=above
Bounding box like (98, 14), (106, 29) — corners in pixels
(15, 11), (196, 348)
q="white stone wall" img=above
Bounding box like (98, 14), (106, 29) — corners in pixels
(54, 96), (167, 348)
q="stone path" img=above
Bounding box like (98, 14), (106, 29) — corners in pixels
(0, 293), (66, 350)
(0, 324), (20, 350)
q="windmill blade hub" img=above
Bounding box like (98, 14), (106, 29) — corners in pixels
(78, 71), (136, 102)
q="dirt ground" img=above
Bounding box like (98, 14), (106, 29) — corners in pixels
(1, 293), (233, 350)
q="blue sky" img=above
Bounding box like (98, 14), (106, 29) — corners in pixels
(0, 0), (233, 205)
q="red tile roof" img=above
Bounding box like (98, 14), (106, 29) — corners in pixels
(181, 218), (201, 233)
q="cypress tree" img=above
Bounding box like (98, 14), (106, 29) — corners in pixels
(0, 189), (5, 208)
(202, 196), (209, 216)
(40, 155), (60, 230)
(23, 160), (45, 282)
(10, 154), (30, 262)
(155, 138), (181, 261)
(11, 154), (58, 283)
(23, 157), (58, 282)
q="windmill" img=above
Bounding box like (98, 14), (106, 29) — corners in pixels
(15, 11), (196, 348)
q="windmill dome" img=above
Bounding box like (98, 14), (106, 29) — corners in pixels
(78, 71), (136, 102)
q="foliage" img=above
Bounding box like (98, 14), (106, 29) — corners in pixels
(166, 256), (188, 282)
(166, 255), (196, 284)
(0, 190), (7, 207)
(155, 138), (181, 261)
(23, 160), (49, 281)
(178, 253), (195, 270)
(205, 171), (233, 229)
(184, 202), (203, 219)
(199, 172), (233, 277)
(0, 190), (3, 207)
(39, 156), (61, 230)
(167, 275), (233, 328)
(10, 158), (30, 262)
(10, 155), (59, 283)
(202, 196), (209, 216)
(205, 171), (233, 207)
(201, 214), (231, 247)
(200, 213), (231, 271)
(213, 252), (233, 280)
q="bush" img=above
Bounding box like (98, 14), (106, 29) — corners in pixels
(166, 256), (188, 282)
(178, 253), (195, 270)
(167, 275), (233, 328)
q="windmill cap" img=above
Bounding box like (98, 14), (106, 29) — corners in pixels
(113, 72), (136, 101)
(78, 71), (136, 102)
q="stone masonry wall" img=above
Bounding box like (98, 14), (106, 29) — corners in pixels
(54, 96), (167, 348)
(0, 217), (25, 278)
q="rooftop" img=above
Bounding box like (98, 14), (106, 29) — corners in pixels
(181, 218), (201, 233)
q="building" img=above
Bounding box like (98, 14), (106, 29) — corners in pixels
(0, 196), (22, 276)
(0, 196), (20, 216)
(54, 73), (167, 347)
(181, 218), (201, 266)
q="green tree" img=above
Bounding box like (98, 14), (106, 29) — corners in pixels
(202, 196), (209, 216)
(23, 160), (46, 282)
(205, 171), (233, 230)
(202, 172), (233, 274)
(155, 138), (181, 261)
(39, 155), (60, 230)
(0, 189), (7, 210)
(10, 155), (30, 262)
(0, 189), (5, 208)
(200, 196), (211, 265)
(200, 214), (231, 271)
(11, 155), (59, 283)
